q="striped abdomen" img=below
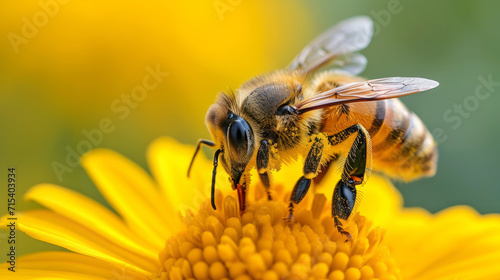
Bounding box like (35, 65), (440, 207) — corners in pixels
(310, 72), (437, 181)
(321, 98), (437, 181)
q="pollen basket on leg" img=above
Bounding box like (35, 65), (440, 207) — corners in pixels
(158, 190), (401, 279)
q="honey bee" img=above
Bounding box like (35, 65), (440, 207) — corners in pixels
(188, 16), (438, 237)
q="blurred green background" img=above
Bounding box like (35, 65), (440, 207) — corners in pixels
(1, 0), (499, 257)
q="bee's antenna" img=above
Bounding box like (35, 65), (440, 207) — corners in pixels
(187, 139), (215, 178)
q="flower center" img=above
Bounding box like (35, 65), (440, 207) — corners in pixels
(158, 192), (400, 280)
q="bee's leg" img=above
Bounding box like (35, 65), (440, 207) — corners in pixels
(287, 136), (324, 221)
(333, 181), (356, 240)
(210, 149), (222, 210)
(329, 124), (372, 240)
(257, 139), (272, 200)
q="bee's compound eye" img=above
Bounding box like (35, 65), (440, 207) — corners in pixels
(226, 115), (254, 160)
(229, 119), (249, 150)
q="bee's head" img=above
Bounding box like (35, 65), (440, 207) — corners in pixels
(205, 93), (255, 189)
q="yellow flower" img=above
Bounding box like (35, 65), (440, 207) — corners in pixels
(2, 138), (500, 279)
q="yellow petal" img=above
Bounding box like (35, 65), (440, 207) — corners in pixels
(25, 184), (160, 260)
(0, 210), (156, 275)
(0, 270), (108, 280)
(81, 148), (176, 247)
(0, 251), (149, 280)
(147, 137), (213, 211)
(387, 206), (500, 279)
(416, 251), (500, 280)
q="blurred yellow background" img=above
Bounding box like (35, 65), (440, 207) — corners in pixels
(1, 0), (500, 257)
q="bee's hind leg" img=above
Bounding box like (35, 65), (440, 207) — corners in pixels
(257, 139), (272, 200)
(333, 181), (356, 241)
(329, 124), (372, 240)
(287, 136), (324, 221)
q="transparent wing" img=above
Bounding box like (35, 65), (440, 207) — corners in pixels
(288, 16), (373, 75)
(295, 77), (439, 113)
(328, 53), (368, 76)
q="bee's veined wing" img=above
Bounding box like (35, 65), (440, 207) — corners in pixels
(288, 16), (373, 75)
(295, 77), (439, 114)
